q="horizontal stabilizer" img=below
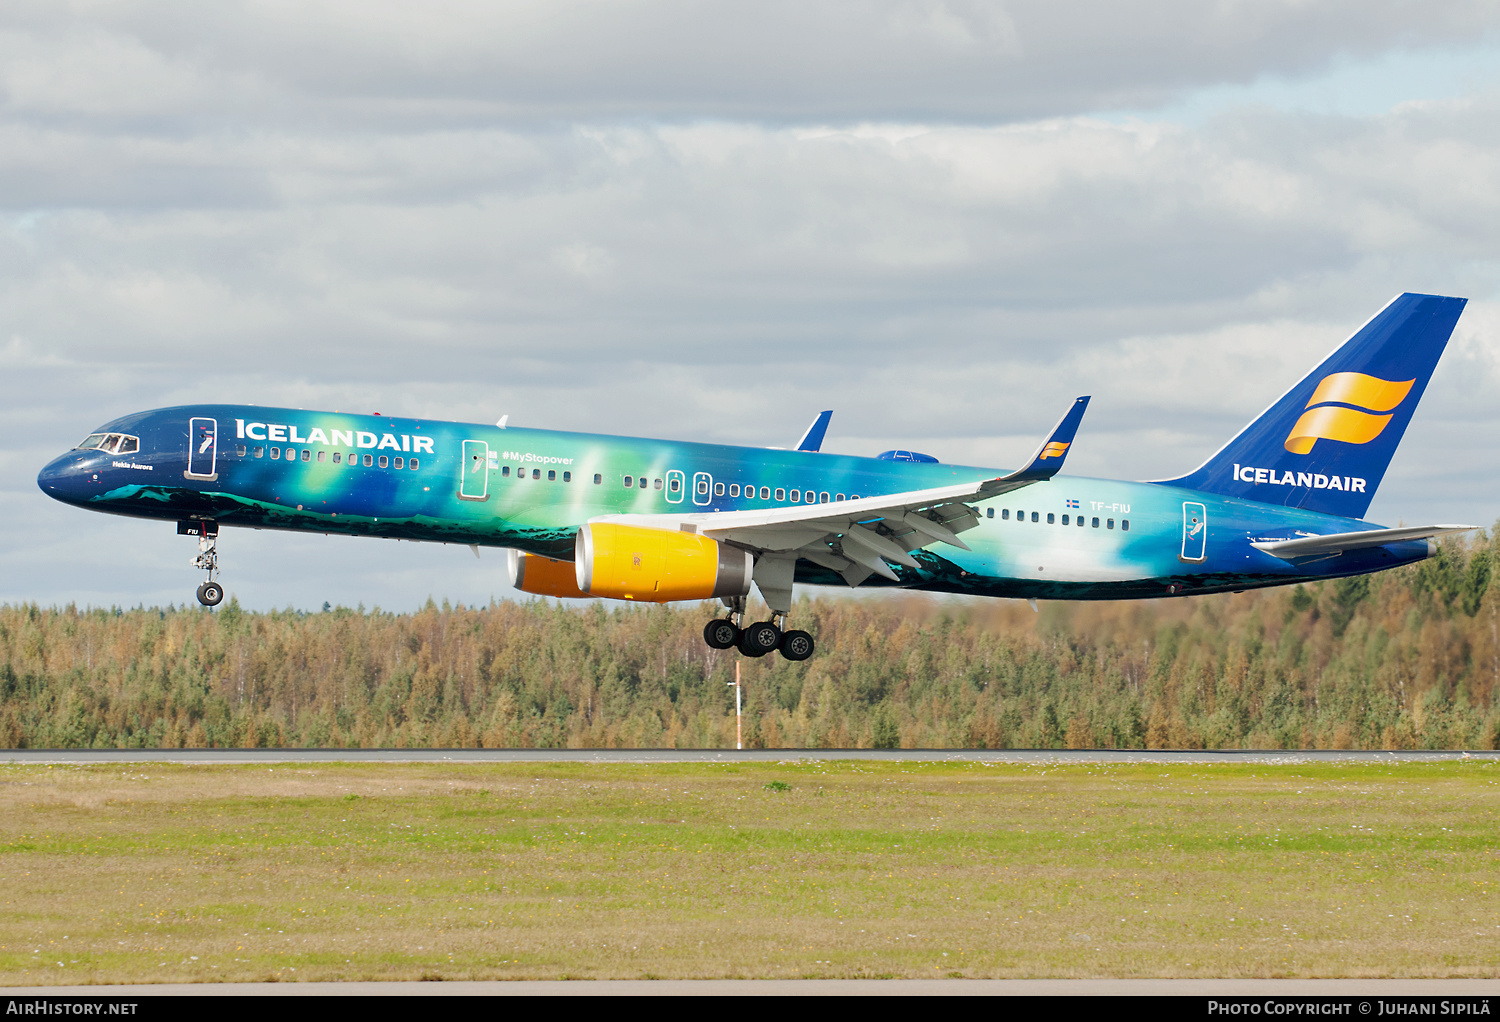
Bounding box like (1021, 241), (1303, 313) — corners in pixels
(796, 411), (833, 452)
(1252, 524), (1477, 561)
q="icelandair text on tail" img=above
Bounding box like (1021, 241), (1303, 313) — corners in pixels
(1234, 464), (1367, 493)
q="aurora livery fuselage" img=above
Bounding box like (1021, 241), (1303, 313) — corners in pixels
(34, 405), (1431, 599)
(36, 292), (1476, 660)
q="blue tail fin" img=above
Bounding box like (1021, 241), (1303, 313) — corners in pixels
(1156, 293), (1466, 520)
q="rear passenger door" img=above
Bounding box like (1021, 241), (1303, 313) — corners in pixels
(1180, 502), (1207, 562)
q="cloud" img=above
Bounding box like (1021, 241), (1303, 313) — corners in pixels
(2, 1), (1497, 123)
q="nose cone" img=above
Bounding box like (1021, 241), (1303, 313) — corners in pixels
(37, 452), (95, 506)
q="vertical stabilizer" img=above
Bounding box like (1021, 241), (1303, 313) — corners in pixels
(1155, 293), (1466, 519)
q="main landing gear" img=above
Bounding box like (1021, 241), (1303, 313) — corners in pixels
(179, 519), (225, 607)
(702, 600), (815, 661)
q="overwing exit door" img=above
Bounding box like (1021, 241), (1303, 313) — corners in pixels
(186, 417), (218, 480)
(459, 440), (490, 500)
(692, 472), (713, 506)
(1180, 502), (1207, 562)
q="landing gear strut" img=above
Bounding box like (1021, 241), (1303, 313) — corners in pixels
(701, 599), (815, 661)
(180, 519), (225, 607)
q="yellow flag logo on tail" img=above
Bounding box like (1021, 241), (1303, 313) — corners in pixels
(1283, 372), (1415, 455)
(1039, 441), (1070, 460)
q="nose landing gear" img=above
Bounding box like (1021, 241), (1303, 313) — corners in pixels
(179, 520), (225, 607)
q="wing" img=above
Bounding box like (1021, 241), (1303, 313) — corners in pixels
(1252, 523), (1477, 562)
(593, 397), (1089, 586)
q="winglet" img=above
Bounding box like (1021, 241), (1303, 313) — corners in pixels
(992, 397), (1090, 485)
(796, 411), (833, 452)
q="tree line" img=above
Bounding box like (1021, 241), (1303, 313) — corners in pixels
(1, 527), (1497, 750)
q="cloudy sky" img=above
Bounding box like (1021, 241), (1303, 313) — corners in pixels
(4, 1), (1500, 612)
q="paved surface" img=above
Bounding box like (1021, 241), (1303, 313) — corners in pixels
(1, 748), (1495, 765)
(3, 979), (1499, 995)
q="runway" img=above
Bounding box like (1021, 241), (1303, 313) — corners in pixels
(5, 978), (1500, 995)
(1, 748), (1495, 765)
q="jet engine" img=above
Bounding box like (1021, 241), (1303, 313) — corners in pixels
(575, 523), (752, 603)
(507, 549), (590, 599)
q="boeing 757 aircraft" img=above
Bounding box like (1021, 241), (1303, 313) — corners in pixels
(38, 293), (1474, 661)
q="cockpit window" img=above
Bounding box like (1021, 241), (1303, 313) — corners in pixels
(76, 433), (140, 455)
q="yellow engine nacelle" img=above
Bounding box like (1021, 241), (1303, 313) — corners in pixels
(575, 523), (752, 603)
(508, 549), (590, 599)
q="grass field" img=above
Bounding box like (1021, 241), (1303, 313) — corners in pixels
(1, 759), (1497, 984)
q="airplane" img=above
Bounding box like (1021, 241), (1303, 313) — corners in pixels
(37, 292), (1476, 661)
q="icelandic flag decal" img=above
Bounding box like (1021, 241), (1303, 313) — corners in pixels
(1065, 499), (1080, 509)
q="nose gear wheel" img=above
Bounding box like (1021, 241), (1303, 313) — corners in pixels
(185, 520), (225, 607)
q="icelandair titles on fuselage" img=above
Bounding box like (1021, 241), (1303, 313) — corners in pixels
(235, 419), (435, 455)
(1233, 463), (1367, 492)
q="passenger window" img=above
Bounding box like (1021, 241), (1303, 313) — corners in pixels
(332, 452), (341, 464)
(593, 474), (602, 485)
(1061, 514), (1069, 525)
(624, 475), (633, 487)
(986, 508), (993, 518)
(563, 471), (571, 482)
(1107, 518), (1115, 529)
(1122, 519), (1130, 531)
(393, 456), (403, 469)
(286, 448), (294, 460)
(1077, 516), (1085, 527)
(819, 492), (829, 503)
(301, 450), (311, 462)
(501, 466), (510, 477)
(1092, 517), (1100, 528)
(534, 469), (541, 480)
(548, 470), (556, 481)
(639, 476), (648, 489)
(236, 445), (247, 457)
(1001, 509), (1009, 520)
(729, 484), (739, 497)
(409, 459), (419, 470)
(348, 451), (357, 463)
(775, 488), (785, 501)
(696, 480), (708, 495)
(254, 447), (264, 458)
(317, 450), (326, 463)
(1031, 511), (1038, 522)
(1047, 513), (1055, 524)
(669, 478), (679, 492)
(363, 454), (373, 467)
(835, 494), (845, 501)
(790, 489), (800, 502)
(654, 478), (663, 490)
(759, 486), (769, 499)
(270, 448), (280, 460)
(378, 455), (388, 468)
(714, 482), (724, 496)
